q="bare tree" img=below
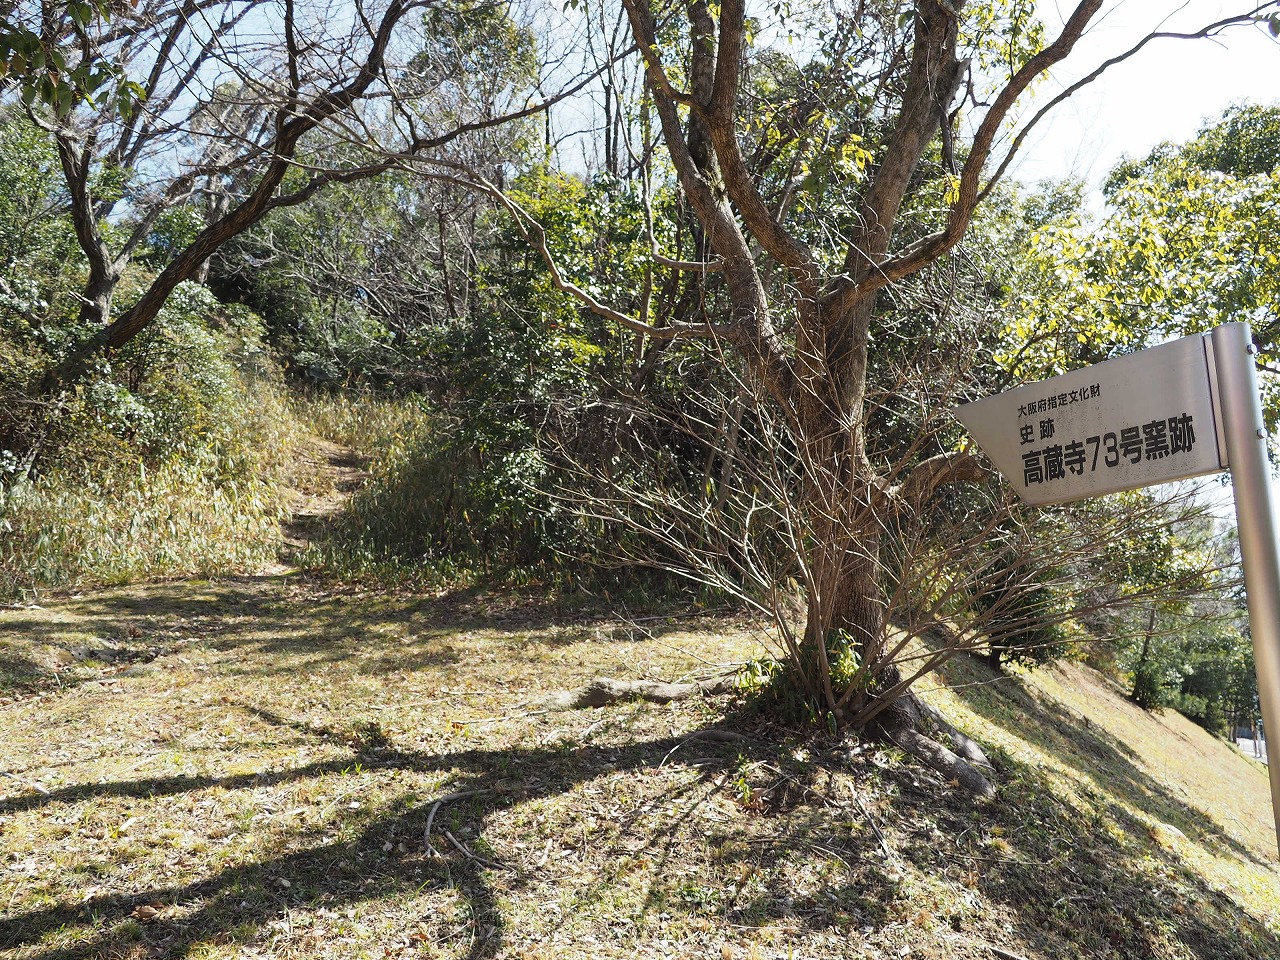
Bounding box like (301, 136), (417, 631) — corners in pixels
(527, 285), (1235, 792)
(2, 0), (597, 389)
(459, 0), (1277, 787)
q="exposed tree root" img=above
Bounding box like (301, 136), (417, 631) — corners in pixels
(538, 672), (996, 799)
(888, 726), (997, 799)
(875, 693), (996, 799)
(920, 701), (996, 772)
(538, 675), (736, 711)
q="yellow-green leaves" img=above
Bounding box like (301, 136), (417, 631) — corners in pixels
(0, 2), (145, 119)
(996, 105), (1280, 430)
(962, 0), (1047, 82)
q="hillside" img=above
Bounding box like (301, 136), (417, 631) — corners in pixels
(927, 655), (1279, 935)
(1, 578), (1276, 960)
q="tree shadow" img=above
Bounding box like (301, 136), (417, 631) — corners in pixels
(883, 752), (1280, 960)
(5, 588), (1278, 959)
(4, 693), (1278, 960)
(1, 797), (502, 959)
(0, 649), (48, 694)
(0, 576), (719, 692)
(0, 716), (784, 959)
(935, 653), (1270, 868)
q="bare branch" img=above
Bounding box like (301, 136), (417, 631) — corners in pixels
(827, 0), (1105, 311)
(422, 161), (733, 342)
(979, 2), (1280, 202)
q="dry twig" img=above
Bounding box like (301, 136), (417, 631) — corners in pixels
(424, 789), (492, 857)
(444, 830), (507, 871)
(1, 771), (51, 796)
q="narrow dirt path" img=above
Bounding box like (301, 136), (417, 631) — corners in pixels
(0, 435), (371, 698)
(273, 437), (369, 571)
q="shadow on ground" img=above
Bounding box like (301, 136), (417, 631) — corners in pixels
(936, 651), (1271, 868)
(2, 583), (1277, 959)
(0, 576), (718, 693)
(3, 708), (1278, 958)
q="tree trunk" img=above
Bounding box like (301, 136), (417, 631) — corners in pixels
(785, 385), (996, 795)
(800, 529), (883, 706)
(80, 267), (120, 331)
(1131, 605), (1158, 699)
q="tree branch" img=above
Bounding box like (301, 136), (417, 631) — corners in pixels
(422, 162), (733, 342)
(887, 450), (989, 511)
(704, 0), (819, 284)
(979, 2), (1280, 204)
(839, 1), (965, 282)
(621, 0), (796, 402)
(827, 0), (1105, 311)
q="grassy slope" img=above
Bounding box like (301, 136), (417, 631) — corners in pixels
(939, 656), (1277, 903)
(1, 580), (1277, 960)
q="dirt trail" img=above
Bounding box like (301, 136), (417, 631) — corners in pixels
(2, 444), (1279, 958)
(274, 437), (368, 569)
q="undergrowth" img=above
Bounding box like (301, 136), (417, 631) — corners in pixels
(292, 392), (583, 588)
(0, 444), (287, 599)
(289, 391), (459, 586)
(291, 392), (700, 602)
(290, 389), (430, 460)
(0, 285), (299, 599)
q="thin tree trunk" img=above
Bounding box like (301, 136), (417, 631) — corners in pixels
(1131, 606), (1158, 700)
(194, 180), (232, 286)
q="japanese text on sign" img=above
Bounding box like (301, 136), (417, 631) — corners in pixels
(1020, 413), (1197, 487)
(954, 331), (1224, 505)
(1017, 383), (1101, 418)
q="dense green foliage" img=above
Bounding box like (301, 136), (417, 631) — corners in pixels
(994, 106), (1280, 730)
(0, 281), (296, 597)
(0, 104), (297, 597)
(1015, 103), (1280, 423)
(0, 5), (1268, 736)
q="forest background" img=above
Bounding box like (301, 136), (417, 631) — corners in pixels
(5, 2), (1280, 957)
(0, 0), (1278, 772)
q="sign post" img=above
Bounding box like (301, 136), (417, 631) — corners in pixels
(955, 321), (1280, 855)
(1210, 323), (1280, 850)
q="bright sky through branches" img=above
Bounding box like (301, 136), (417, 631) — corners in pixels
(1011, 0), (1279, 187)
(999, 2), (1277, 514)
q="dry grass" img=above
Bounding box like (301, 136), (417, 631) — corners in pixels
(0, 380), (302, 602)
(925, 654), (1280, 926)
(289, 392), (429, 460)
(1, 580), (1278, 960)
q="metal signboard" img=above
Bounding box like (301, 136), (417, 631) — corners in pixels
(954, 323), (1280, 856)
(954, 333), (1228, 505)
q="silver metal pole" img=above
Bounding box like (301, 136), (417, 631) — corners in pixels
(1211, 321), (1280, 855)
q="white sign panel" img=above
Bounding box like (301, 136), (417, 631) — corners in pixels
(954, 334), (1228, 505)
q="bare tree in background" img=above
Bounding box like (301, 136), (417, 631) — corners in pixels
(2, 0), (596, 388)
